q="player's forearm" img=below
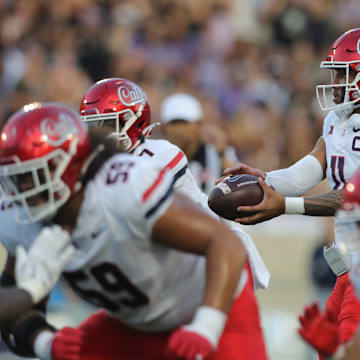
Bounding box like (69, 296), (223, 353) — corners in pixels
(4, 309), (56, 358)
(303, 189), (343, 216)
(0, 288), (33, 325)
(202, 233), (247, 313)
(342, 327), (360, 359)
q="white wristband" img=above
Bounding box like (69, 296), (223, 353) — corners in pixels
(285, 197), (305, 214)
(184, 306), (227, 347)
(33, 330), (55, 360)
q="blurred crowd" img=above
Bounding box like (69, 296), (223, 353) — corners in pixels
(0, 0), (359, 169)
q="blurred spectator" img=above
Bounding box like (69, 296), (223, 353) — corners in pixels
(160, 93), (238, 194)
(0, 0), (352, 168)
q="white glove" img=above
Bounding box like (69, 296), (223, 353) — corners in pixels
(15, 225), (75, 304)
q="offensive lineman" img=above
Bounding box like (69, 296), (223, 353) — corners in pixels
(79, 77), (270, 359)
(0, 102), (248, 360)
(218, 28), (360, 358)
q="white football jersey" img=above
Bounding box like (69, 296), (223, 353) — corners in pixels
(0, 153), (246, 332)
(135, 139), (270, 290)
(323, 110), (360, 251)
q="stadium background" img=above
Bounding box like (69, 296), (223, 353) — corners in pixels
(0, 0), (357, 359)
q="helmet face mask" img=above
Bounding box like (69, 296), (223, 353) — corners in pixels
(316, 28), (360, 112)
(0, 147), (74, 223)
(82, 106), (138, 151)
(0, 102), (90, 224)
(316, 61), (360, 111)
(80, 78), (158, 152)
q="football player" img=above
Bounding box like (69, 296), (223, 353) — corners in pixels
(0, 102), (249, 360)
(217, 28), (360, 356)
(80, 77), (270, 359)
(298, 170), (360, 360)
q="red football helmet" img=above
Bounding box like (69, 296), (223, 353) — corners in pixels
(79, 78), (157, 152)
(0, 102), (91, 223)
(317, 28), (360, 111)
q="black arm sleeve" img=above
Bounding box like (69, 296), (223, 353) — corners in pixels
(2, 311), (56, 358)
(0, 272), (53, 357)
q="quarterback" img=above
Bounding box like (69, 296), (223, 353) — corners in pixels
(220, 28), (360, 359)
(0, 102), (248, 360)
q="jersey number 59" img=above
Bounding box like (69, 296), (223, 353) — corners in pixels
(63, 262), (149, 312)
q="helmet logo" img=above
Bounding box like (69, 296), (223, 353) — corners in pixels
(40, 113), (78, 146)
(357, 38), (360, 56)
(118, 84), (147, 107)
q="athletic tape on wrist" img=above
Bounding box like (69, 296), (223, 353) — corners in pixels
(33, 330), (54, 360)
(285, 197), (305, 214)
(184, 306), (227, 347)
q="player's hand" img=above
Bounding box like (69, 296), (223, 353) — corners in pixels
(166, 328), (214, 360)
(216, 162), (266, 184)
(166, 306), (226, 360)
(51, 327), (85, 360)
(298, 302), (340, 357)
(15, 225), (75, 304)
(234, 178), (285, 225)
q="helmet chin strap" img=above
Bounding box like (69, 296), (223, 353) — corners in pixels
(334, 101), (360, 119)
(334, 84), (360, 120)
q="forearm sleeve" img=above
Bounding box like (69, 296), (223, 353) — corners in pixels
(266, 155), (324, 197)
(2, 311), (55, 358)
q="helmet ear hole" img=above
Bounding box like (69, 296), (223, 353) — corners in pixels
(137, 120), (145, 128)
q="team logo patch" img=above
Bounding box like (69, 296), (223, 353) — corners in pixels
(40, 113), (78, 146)
(117, 84), (147, 107)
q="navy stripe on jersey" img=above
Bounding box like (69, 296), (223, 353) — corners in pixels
(144, 165), (188, 219)
(173, 164), (188, 183)
(145, 182), (175, 219)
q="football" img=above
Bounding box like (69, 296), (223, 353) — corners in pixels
(208, 174), (264, 220)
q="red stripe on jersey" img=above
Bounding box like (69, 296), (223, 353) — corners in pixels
(142, 151), (184, 202)
(164, 151), (184, 171)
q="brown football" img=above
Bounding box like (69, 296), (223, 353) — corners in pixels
(208, 174), (264, 220)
